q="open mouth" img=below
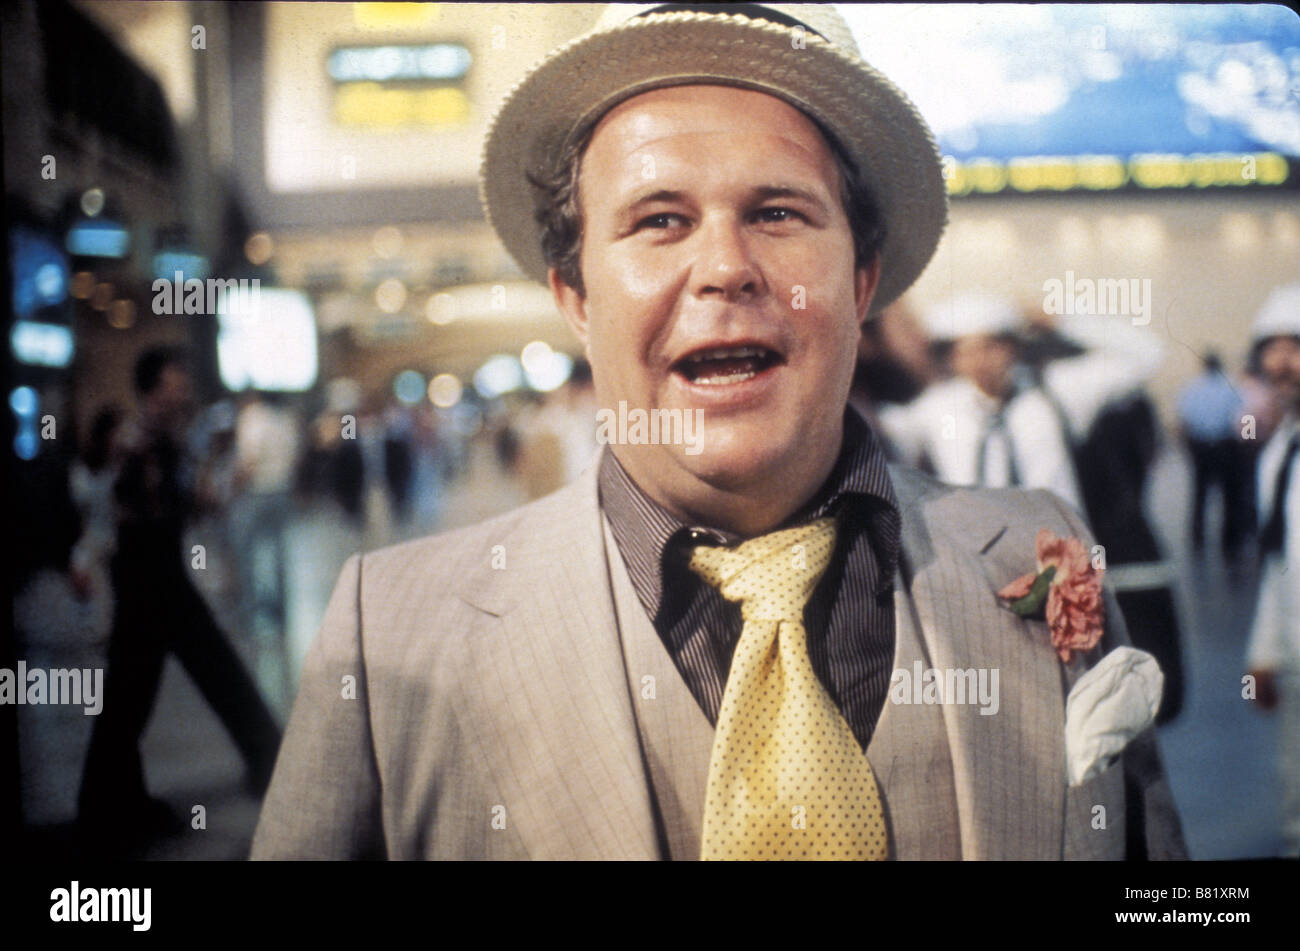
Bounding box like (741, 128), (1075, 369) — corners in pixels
(672, 345), (784, 385)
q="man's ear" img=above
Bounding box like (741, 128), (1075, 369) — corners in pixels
(549, 268), (589, 348)
(854, 254), (883, 328)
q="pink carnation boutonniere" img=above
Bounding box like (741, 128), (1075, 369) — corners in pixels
(997, 529), (1105, 663)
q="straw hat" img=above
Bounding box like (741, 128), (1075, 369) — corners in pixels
(480, 3), (947, 311)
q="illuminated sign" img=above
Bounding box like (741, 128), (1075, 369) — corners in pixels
(328, 43), (471, 83)
(328, 42), (473, 128)
(943, 152), (1290, 196)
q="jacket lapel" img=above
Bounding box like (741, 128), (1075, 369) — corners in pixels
(451, 466), (659, 859)
(890, 466), (1067, 859)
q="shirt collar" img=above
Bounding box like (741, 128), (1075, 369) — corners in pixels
(598, 406), (901, 619)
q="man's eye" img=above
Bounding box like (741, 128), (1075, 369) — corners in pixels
(636, 213), (685, 230)
(755, 207), (801, 223)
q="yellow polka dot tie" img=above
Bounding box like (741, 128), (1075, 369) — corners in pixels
(689, 517), (888, 861)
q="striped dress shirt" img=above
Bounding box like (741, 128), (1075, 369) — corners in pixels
(598, 407), (902, 752)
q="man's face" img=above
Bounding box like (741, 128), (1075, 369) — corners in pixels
(147, 364), (193, 429)
(950, 334), (1017, 400)
(550, 85), (878, 532)
(1259, 335), (1300, 408)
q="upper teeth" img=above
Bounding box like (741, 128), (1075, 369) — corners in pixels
(687, 346), (767, 362)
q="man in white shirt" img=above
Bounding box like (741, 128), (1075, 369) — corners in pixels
(879, 291), (1165, 512)
(1244, 283), (1300, 857)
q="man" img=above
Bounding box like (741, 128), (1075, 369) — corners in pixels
(1243, 283), (1300, 857)
(880, 292), (1165, 513)
(80, 347), (282, 855)
(1176, 352), (1247, 553)
(253, 3), (1184, 860)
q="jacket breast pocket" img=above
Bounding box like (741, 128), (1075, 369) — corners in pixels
(1064, 758), (1127, 860)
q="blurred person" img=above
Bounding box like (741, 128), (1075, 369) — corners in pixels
(191, 401), (243, 613)
(254, 4), (1183, 861)
(1243, 283), (1300, 857)
(880, 293), (1183, 722)
(68, 405), (123, 640)
(78, 347), (281, 855)
(232, 391), (300, 638)
(1237, 357), (1289, 539)
(10, 389), (90, 658)
(879, 291), (1164, 510)
(848, 299), (938, 460)
(1176, 352), (1246, 553)
(514, 358), (601, 500)
(382, 402), (416, 523)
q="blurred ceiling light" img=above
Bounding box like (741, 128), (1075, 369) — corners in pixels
(393, 369), (425, 406)
(1126, 214), (1167, 257)
(524, 348), (574, 393)
(428, 372), (462, 409)
(372, 226), (403, 259)
(1273, 212), (1299, 247)
(245, 232), (274, 266)
(90, 282), (114, 311)
(1055, 216), (1092, 255)
(426, 292), (456, 325)
(107, 299), (136, 329)
(326, 377), (362, 413)
(473, 354), (524, 400)
(70, 270), (95, 300)
(1218, 213), (1263, 252)
(975, 218), (1019, 250)
(80, 188), (105, 217)
(375, 278), (407, 313)
(520, 340), (554, 374)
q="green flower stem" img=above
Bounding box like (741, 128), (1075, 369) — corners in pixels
(1009, 564), (1056, 617)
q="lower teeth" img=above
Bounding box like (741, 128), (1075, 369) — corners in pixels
(695, 370), (757, 385)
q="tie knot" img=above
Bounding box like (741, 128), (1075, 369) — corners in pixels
(688, 518), (837, 621)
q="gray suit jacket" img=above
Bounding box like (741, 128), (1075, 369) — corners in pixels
(251, 461), (1186, 860)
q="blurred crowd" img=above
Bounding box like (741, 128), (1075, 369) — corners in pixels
(11, 282), (1300, 857)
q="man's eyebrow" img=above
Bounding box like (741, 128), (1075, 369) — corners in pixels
(617, 184), (831, 213)
(750, 184), (832, 207)
(618, 189), (690, 214)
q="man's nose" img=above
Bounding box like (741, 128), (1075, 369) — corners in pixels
(691, 215), (763, 302)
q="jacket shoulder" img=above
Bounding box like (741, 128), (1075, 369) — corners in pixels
(357, 474), (596, 599)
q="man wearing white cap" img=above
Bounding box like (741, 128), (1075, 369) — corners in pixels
(880, 291), (1165, 512)
(253, 4), (1184, 860)
(1244, 283), (1300, 857)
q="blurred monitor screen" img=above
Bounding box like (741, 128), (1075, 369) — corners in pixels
(64, 219), (131, 258)
(216, 286), (319, 392)
(152, 251), (210, 282)
(11, 320), (74, 369)
(10, 226), (69, 316)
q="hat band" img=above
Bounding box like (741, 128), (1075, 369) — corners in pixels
(635, 4), (827, 41)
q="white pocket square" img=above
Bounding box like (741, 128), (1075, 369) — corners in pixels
(1064, 646), (1163, 787)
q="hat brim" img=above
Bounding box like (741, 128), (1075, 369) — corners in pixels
(481, 9), (948, 312)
